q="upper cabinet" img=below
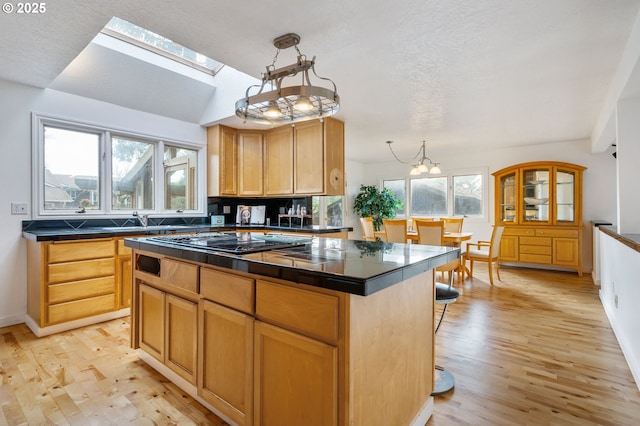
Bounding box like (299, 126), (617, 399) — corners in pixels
(207, 118), (345, 197)
(494, 161), (585, 227)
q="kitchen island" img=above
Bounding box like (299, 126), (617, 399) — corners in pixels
(125, 232), (459, 426)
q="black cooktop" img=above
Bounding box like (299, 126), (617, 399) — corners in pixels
(146, 232), (312, 254)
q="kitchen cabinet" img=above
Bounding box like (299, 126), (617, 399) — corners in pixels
(264, 125), (294, 195)
(207, 125), (238, 196)
(26, 238), (118, 331)
(130, 246), (435, 425)
(254, 280), (339, 425)
(117, 238), (132, 308)
(134, 256), (199, 384)
(198, 268), (254, 426)
(493, 161), (586, 275)
(206, 118), (345, 197)
(293, 118), (344, 195)
(238, 131), (264, 196)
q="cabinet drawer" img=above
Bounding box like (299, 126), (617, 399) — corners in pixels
(48, 239), (115, 263)
(520, 245), (551, 255)
(48, 276), (115, 304)
(535, 228), (579, 238)
(504, 227), (535, 236)
(161, 258), (199, 294)
(48, 258), (115, 284)
(47, 294), (116, 325)
(256, 280), (339, 343)
(519, 237), (551, 246)
(200, 268), (255, 314)
(519, 253), (552, 264)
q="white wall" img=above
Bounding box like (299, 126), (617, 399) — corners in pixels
(0, 79), (205, 327)
(348, 138), (617, 272)
(599, 232), (640, 388)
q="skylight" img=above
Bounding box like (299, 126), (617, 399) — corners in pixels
(101, 17), (223, 75)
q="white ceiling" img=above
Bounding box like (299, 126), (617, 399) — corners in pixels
(1, 0), (639, 163)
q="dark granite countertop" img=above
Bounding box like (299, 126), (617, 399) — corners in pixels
(22, 221), (352, 242)
(125, 233), (458, 296)
(599, 225), (640, 253)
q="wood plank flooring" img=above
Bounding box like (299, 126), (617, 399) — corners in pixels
(1, 264), (638, 425)
(427, 266), (640, 425)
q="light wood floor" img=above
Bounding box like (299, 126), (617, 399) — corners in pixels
(1, 265), (639, 425)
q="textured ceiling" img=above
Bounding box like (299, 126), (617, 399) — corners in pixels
(1, 0), (639, 163)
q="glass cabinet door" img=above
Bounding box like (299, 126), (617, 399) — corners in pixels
(499, 173), (516, 222)
(521, 168), (550, 223)
(555, 169), (576, 223)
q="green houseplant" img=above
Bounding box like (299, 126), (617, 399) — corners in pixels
(353, 184), (403, 231)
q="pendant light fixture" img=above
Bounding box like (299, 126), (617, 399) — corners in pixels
(386, 140), (442, 175)
(235, 33), (340, 125)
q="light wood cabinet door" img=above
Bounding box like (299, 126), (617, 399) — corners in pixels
(207, 125), (238, 196)
(138, 284), (165, 362)
(118, 256), (132, 308)
(238, 131), (264, 196)
(264, 126), (294, 195)
(294, 120), (324, 194)
(254, 321), (337, 426)
(199, 300), (254, 426)
(499, 235), (519, 262)
(553, 237), (579, 267)
(165, 294), (198, 384)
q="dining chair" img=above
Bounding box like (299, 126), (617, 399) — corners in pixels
(414, 219), (460, 395)
(409, 216), (433, 231)
(465, 225), (506, 285)
(359, 217), (376, 241)
(415, 220), (463, 282)
(382, 218), (408, 243)
(442, 217), (464, 233)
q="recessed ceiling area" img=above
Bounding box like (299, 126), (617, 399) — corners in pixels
(1, 0), (639, 163)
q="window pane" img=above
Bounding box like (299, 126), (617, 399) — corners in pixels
(325, 196), (343, 226)
(383, 179), (406, 216)
(410, 177), (447, 216)
(164, 146), (198, 210)
(44, 126), (100, 211)
(112, 137), (154, 210)
(453, 174), (483, 216)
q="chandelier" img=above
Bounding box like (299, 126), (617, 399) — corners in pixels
(386, 140), (442, 175)
(235, 33), (340, 125)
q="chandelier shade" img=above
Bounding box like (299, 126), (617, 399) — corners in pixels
(235, 33), (340, 125)
(386, 140), (442, 175)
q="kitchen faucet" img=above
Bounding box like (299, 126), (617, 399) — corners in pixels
(133, 211), (149, 227)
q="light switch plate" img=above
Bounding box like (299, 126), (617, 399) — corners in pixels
(11, 202), (28, 215)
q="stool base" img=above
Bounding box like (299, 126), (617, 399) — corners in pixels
(432, 365), (455, 395)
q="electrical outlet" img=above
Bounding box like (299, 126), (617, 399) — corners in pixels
(223, 205), (231, 214)
(11, 202), (28, 215)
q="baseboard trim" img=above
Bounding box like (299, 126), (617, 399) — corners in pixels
(410, 396), (434, 425)
(600, 291), (640, 392)
(24, 308), (130, 337)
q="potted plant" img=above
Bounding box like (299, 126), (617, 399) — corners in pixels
(353, 184), (403, 231)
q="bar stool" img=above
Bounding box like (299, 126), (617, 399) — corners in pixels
(433, 272), (459, 395)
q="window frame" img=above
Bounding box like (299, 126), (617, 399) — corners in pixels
(33, 114), (206, 219)
(382, 167), (488, 223)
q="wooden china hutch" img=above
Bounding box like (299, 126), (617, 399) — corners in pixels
(493, 161), (586, 276)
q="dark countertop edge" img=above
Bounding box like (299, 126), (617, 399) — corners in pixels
(125, 238), (459, 296)
(599, 225), (640, 253)
(22, 225), (353, 242)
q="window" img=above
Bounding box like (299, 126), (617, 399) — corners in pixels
(312, 196), (344, 227)
(35, 116), (204, 218)
(382, 170), (486, 221)
(382, 179), (406, 216)
(102, 17), (223, 75)
(410, 176), (447, 216)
